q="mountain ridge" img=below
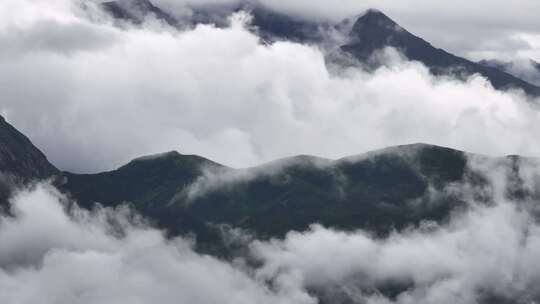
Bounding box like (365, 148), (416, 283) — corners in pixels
(1, 112), (537, 256)
(56, 142), (501, 244)
(342, 10), (540, 96)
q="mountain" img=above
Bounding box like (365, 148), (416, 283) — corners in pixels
(58, 143), (477, 252)
(341, 10), (540, 96)
(0, 116), (58, 204)
(479, 58), (540, 86)
(58, 142), (538, 256)
(0, 115), (535, 256)
(61, 151), (223, 209)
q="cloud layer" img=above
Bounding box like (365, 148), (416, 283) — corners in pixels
(3, 2), (540, 304)
(0, 184), (314, 304)
(249, 159), (540, 304)
(1, 0), (540, 173)
(153, 0), (540, 60)
(2, 156), (540, 304)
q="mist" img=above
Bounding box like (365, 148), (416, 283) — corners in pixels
(2, 155), (540, 303)
(4, 1), (540, 304)
(1, 0), (540, 173)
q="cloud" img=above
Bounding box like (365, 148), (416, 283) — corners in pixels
(0, 183), (315, 304)
(507, 60), (540, 86)
(151, 0), (540, 60)
(3, 2), (540, 303)
(250, 158), (540, 304)
(3, 155), (540, 304)
(184, 154), (331, 200)
(0, 19), (118, 56)
(1, 0), (540, 175)
(491, 59), (540, 87)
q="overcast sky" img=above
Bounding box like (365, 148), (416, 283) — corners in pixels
(1, 0), (540, 173)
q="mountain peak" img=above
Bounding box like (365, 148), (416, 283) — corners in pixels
(351, 9), (403, 36)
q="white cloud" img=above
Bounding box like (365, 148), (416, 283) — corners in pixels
(0, 184), (315, 304)
(485, 58), (540, 87)
(152, 0), (540, 60)
(184, 154), (331, 200)
(250, 159), (540, 303)
(3, 2), (540, 303)
(1, 0), (540, 175)
(3, 156), (540, 303)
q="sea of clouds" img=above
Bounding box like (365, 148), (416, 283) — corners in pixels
(2, 2), (540, 303)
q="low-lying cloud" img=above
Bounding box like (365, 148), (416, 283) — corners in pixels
(3, 2), (540, 304)
(0, 184), (314, 304)
(253, 203), (540, 304)
(2, 155), (540, 303)
(152, 0), (540, 60)
(250, 158), (540, 304)
(184, 154), (332, 200)
(499, 59), (540, 86)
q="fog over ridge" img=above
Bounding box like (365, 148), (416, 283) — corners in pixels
(4, 1), (540, 304)
(2, 156), (540, 303)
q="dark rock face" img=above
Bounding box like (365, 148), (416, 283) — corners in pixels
(0, 116), (58, 204)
